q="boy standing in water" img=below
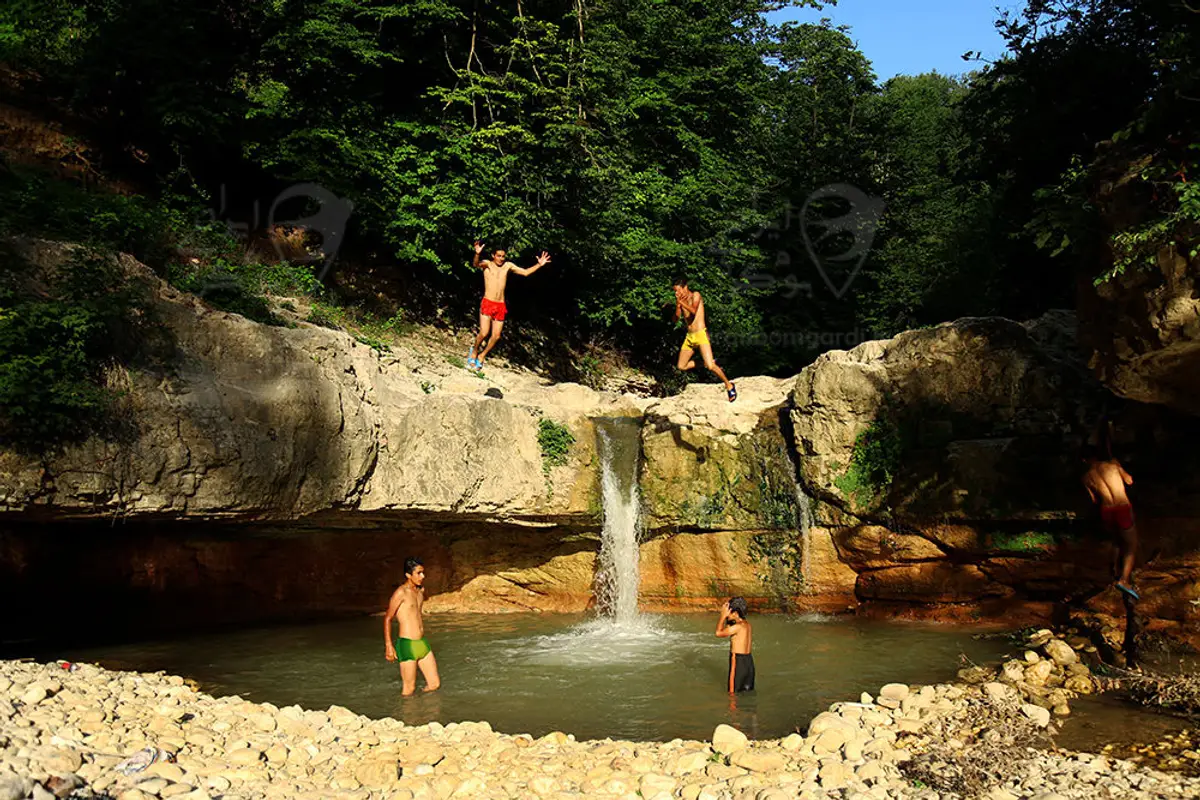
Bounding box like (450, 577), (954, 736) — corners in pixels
(673, 275), (736, 402)
(467, 240), (553, 369)
(715, 597), (754, 693)
(1082, 445), (1140, 601)
(384, 557), (442, 695)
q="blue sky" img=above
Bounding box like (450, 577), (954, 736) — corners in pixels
(768, 0), (1020, 81)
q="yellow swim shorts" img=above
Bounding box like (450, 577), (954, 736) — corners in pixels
(681, 328), (710, 349)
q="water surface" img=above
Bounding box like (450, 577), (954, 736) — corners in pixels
(51, 613), (1017, 741)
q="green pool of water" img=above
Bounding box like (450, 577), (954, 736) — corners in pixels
(50, 613), (1018, 741)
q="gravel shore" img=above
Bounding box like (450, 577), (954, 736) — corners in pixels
(4, 629), (1200, 799)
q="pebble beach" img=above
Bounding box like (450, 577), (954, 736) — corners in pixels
(3, 629), (1200, 799)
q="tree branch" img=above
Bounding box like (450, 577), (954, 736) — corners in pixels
(516, 0), (545, 87)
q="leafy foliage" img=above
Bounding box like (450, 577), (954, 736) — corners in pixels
(0, 247), (147, 451)
(537, 418), (575, 472)
(0, 0), (1195, 385)
(990, 531), (1057, 554)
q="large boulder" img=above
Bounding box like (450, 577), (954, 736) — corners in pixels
(790, 311), (1200, 628)
(1077, 149), (1200, 415)
(1081, 244), (1200, 414)
(792, 313), (1101, 523)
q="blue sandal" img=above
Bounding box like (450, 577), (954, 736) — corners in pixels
(727, 383), (737, 403)
(1116, 582), (1141, 602)
(466, 348), (479, 369)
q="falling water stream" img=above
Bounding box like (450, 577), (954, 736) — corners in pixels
(593, 417), (643, 621)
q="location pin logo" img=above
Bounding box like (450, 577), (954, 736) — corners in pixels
(267, 183), (355, 280)
(799, 184), (884, 299)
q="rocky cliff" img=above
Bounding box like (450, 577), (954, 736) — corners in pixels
(791, 311), (1200, 636)
(0, 241), (634, 523)
(1078, 151), (1200, 416)
(0, 243), (818, 639)
(4, 241), (1200, 642)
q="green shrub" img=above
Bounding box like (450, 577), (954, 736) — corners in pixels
(354, 332), (390, 353)
(360, 310), (415, 340)
(0, 166), (248, 275)
(577, 352), (606, 390)
(537, 418), (575, 472)
(0, 166), (327, 328)
(0, 248), (146, 451)
(306, 302), (345, 329)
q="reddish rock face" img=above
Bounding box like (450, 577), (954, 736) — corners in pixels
(0, 517), (855, 645)
(857, 563), (1013, 604)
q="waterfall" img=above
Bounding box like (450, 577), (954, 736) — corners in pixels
(795, 482), (815, 595)
(594, 417), (643, 621)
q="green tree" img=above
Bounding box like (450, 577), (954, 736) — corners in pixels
(858, 73), (996, 336)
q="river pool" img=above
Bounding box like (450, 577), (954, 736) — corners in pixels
(42, 612), (1021, 741)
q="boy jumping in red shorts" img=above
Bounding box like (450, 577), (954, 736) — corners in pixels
(467, 241), (552, 369)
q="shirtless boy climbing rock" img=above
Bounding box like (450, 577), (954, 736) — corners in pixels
(1082, 446), (1140, 601)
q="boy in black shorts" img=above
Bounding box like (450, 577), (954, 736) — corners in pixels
(715, 596), (754, 692)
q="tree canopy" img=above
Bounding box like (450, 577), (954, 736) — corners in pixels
(1, 0), (1195, 385)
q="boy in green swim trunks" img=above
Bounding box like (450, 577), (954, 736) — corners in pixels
(383, 557), (441, 695)
(673, 275), (736, 402)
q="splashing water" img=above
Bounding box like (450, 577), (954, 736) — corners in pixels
(593, 417), (643, 622)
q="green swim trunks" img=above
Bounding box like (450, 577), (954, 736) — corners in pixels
(394, 637), (431, 662)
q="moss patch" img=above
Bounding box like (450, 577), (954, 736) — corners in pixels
(990, 530), (1077, 554)
(834, 407), (905, 512)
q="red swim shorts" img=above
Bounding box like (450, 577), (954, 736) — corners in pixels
(1101, 504), (1135, 532)
(480, 297), (507, 321)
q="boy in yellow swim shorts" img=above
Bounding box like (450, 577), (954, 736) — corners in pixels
(673, 275), (736, 402)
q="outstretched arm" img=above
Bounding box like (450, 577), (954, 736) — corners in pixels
(511, 251), (552, 277)
(472, 241), (487, 269)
